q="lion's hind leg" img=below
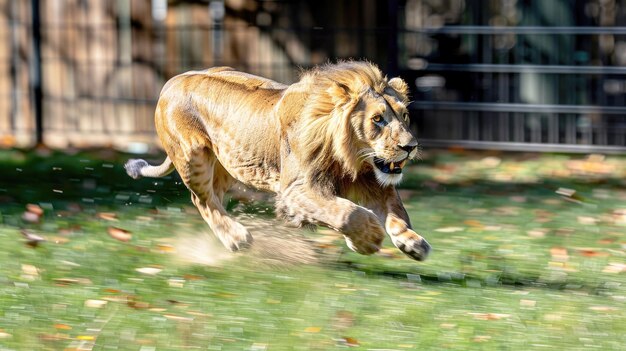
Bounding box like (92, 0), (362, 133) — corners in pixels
(179, 147), (253, 252)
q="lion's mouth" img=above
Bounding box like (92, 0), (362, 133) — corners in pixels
(373, 157), (408, 174)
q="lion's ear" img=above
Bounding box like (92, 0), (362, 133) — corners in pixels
(388, 77), (409, 96)
(326, 82), (351, 107)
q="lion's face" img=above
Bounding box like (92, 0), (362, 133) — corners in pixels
(351, 85), (418, 186)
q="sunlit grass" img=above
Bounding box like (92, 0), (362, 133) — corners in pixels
(0, 148), (625, 350)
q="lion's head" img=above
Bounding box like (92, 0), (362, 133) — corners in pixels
(297, 61), (418, 186)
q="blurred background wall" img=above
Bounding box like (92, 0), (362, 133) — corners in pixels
(0, 0), (625, 152)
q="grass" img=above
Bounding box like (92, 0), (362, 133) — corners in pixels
(0, 147), (625, 350)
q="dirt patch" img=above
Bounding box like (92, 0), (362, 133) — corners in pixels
(173, 216), (332, 267)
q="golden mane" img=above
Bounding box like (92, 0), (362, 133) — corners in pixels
(296, 61), (409, 181)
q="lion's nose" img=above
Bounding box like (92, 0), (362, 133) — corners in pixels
(398, 144), (416, 154)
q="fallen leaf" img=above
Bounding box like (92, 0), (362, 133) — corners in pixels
(468, 313), (510, 320)
(54, 278), (92, 286)
(21, 264), (39, 277)
(168, 278), (185, 288)
(76, 335), (95, 341)
(343, 336), (359, 346)
(21, 230), (46, 247)
(556, 187), (586, 202)
(598, 238), (616, 245)
(566, 159), (615, 175)
(578, 249), (609, 257)
(464, 219), (483, 228)
(0, 332), (12, 339)
(97, 212), (118, 221)
(304, 327), (321, 333)
(38, 333), (70, 341)
(22, 211), (41, 223)
(107, 227), (132, 242)
(163, 314), (193, 322)
(435, 227), (464, 233)
(135, 267), (162, 275)
(84, 300), (108, 308)
(602, 263), (626, 273)
(473, 335), (492, 342)
(128, 300), (150, 309)
(102, 295), (130, 303)
(527, 229), (548, 238)
(550, 247), (569, 261)
(577, 216), (597, 225)
(54, 323), (72, 330)
(589, 306), (617, 312)
(26, 204), (44, 216)
(26, 204), (43, 217)
(556, 187), (576, 197)
(155, 244), (176, 253)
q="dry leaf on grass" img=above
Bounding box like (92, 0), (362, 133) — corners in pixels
(84, 299), (108, 308)
(97, 212), (118, 221)
(435, 227), (464, 233)
(550, 247), (569, 261)
(107, 227), (132, 242)
(468, 313), (510, 320)
(53, 323), (72, 330)
(135, 267), (162, 275)
(21, 230), (46, 247)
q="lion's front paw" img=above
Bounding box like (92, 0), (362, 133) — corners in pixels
(215, 221), (253, 252)
(391, 229), (431, 261)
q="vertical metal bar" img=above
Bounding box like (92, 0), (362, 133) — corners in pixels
(565, 114), (575, 144)
(386, 0), (399, 77)
(210, 0), (225, 66)
(30, 0), (43, 145)
(10, 0), (20, 134)
(117, 0), (132, 65)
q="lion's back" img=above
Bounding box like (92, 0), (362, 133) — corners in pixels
(156, 68), (286, 192)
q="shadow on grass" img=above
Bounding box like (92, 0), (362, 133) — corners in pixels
(1, 147), (624, 296)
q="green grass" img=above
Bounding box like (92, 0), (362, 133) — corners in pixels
(0, 148), (625, 350)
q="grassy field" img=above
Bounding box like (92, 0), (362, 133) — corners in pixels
(0, 147), (625, 350)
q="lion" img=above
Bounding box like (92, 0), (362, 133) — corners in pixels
(125, 61), (431, 261)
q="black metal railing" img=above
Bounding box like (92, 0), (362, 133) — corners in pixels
(0, 0), (624, 153)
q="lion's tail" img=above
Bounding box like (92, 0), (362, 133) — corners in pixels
(124, 157), (175, 179)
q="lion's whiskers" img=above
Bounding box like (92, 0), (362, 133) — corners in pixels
(356, 149), (376, 163)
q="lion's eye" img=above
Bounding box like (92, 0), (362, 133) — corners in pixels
(372, 115), (383, 123)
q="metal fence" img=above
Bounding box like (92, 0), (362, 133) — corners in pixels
(401, 1), (626, 153)
(0, 0), (625, 153)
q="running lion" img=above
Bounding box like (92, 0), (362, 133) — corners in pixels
(125, 61), (431, 261)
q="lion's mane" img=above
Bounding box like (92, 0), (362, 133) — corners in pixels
(293, 61), (409, 182)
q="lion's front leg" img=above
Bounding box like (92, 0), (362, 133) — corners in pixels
(370, 189), (431, 261)
(385, 213), (431, 261)
(277, 184), (384, 255)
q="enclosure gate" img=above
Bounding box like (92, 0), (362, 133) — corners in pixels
(1, 0), (625, 153)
